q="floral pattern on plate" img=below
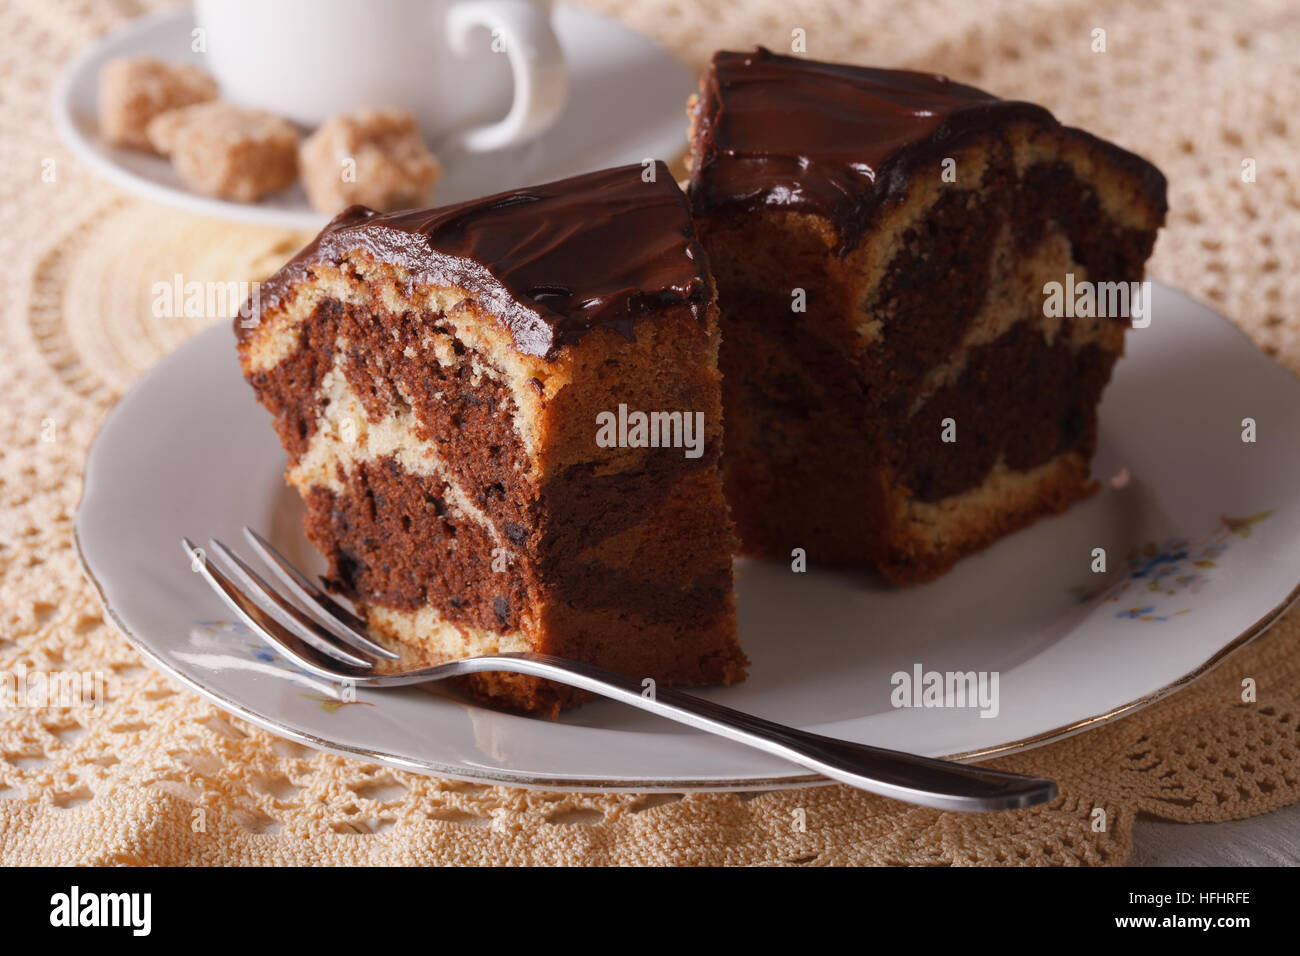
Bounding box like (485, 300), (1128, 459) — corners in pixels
(1073, 511), (1274, 621)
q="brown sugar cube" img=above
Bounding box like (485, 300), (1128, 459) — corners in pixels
(147, 102), (299, 202)
(299, 109), (442, 215)
(98, 57), (217, 152)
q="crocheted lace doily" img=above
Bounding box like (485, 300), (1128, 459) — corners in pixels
(2, 0), (1297, 864)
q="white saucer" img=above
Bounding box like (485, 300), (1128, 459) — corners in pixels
(53, 6), (695, 230)
(75, 283), (1300, 791)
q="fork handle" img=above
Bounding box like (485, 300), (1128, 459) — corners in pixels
(449, 653), (1057, 812)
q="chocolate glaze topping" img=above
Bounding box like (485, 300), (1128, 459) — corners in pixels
(245, 162), (712, 359)
(689, 48), (1058, 252)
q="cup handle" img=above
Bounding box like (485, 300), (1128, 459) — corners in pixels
(445, 1), (567, 152)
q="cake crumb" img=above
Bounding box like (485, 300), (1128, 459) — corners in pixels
(299, 109), (442, 215)
(147, 102), (299, 202)
(98, 57), (217, 152)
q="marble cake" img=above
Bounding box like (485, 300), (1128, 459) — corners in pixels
(687, 48), (1167, 583)
(237, 163), (746, 715)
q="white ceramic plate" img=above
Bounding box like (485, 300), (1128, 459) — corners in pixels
(76, 283), (1300, 791)
(53, 7), (695, 230)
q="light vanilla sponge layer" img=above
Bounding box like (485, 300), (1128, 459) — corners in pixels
(891, 453), (1092, 559)
(367, 604), (530, 672)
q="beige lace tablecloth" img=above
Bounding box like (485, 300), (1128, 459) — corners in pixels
(2, 0), (1298, 866)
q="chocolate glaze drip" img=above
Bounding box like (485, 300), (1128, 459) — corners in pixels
(244, 162), (712, 359)
(689, 48), (1160, 253)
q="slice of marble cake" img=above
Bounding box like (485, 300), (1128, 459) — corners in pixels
(238, 163), (746, 715)
(688, 48), (1168, 583)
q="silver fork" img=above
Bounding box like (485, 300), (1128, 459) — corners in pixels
(181, 529), (1058, 812)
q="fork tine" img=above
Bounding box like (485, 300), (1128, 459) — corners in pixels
(182, 538), (371, 682)
(241, 526), (398, 660)
(206, 538), (376, 669)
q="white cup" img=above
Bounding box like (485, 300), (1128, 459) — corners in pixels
(192, 0), (567, 152)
